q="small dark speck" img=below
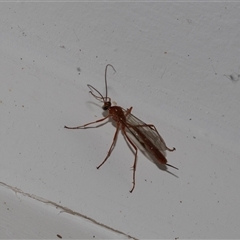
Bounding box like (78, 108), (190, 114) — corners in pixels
(60, 45), (66, 49)
(93, 236), (95, 238)
(193, 136), (196, 139)
(180, 201), (182, 203)
(20, 58), (23, 60)
(77, 67), (81, 72)
(57, 234), (62, 239)
(189, 118), (192, 121)
(96, 56), (98, 58)
(225, 74), (240, 82)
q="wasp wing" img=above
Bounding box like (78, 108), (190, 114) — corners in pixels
(122, 108), (168, 156)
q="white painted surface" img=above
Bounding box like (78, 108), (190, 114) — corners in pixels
(0, 183), (130, 239)
(0, 2), (240, 239)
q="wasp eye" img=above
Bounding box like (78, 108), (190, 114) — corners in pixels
(102, 101), (111, 110)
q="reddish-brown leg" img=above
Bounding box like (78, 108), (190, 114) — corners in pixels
(122, 126), (138, 193)
(64, 115), (110, 129)
(96, 123), (120, 169)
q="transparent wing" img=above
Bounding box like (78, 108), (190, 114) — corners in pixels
(122, 108), (168, 156)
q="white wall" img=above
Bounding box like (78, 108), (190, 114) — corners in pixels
(0, 2), (240, 239)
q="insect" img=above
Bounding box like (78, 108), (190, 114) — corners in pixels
(64, 64), (178, 192)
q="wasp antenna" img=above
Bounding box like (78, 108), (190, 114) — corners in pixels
(87, 84), (104, 102)
(105, 64), (116, 99)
